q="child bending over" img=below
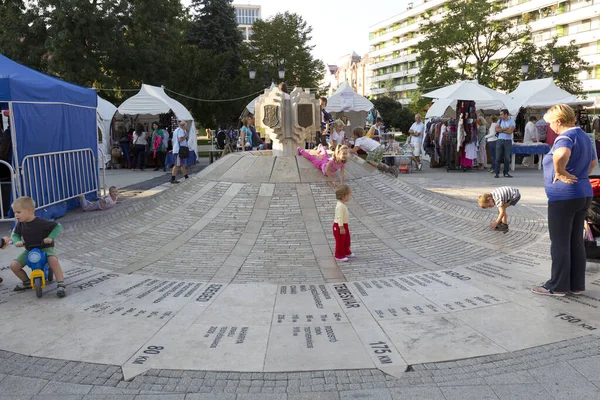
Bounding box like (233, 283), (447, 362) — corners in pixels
(79, 186), (119, 211)
(298, 144), (347, 186)
(478, 186), (521, 233)
(349, 127), (398, 177)
(10, 196), (66, 297)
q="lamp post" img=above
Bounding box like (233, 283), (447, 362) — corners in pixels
(521, 60), (560, 80)
(249, 61), (286, 88)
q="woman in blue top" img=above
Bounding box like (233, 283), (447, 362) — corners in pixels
(532, 104), (597, 297)
(240, 116), (253, 151)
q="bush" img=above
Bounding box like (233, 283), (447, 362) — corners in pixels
(371, 97), (415, 133)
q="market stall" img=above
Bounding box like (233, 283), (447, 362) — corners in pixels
(97, 95), (117, 168)
(117, 84), (198, 166)
(423, 80), (513, 171)
(326, 82), (374, 130)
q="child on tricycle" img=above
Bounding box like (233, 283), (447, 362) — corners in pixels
(10, 196), (66, 297)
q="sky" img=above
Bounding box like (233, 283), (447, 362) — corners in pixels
(183, 0), (410, 66)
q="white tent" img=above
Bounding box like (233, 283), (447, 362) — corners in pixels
(97, 96), (117, 167)
(423, 80), (515, 114)
(117, 84), (197, 157)
(245, 82), (277, 114)
(507, 78), (594, 111)
(425, 98), (506, 119)
(327, 82), (374, 112)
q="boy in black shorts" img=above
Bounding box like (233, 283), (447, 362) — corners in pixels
(478, 186), (521, 233)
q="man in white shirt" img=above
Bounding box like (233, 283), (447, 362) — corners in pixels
(408, 114), (425, 171)
(170, 121), (189, 184)
(522, 116), (538, 167)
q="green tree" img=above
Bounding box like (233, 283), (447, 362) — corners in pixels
(0, 0), (47, 71)
(38, 0), (127, 89)
(115, 0), (186, 90)
(417, 0), (526, 88)
(371, 97), (414, 133)
(182, 0), (247, 127)
(407, 90), (432, 115)
(381, 78), (396, 99)
(244, 12), (324, 89)
(497, 38), (588, 95)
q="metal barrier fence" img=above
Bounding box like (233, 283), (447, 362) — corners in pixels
(21, 148), (100, 210)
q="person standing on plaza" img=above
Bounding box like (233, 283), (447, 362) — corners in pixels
(476, 116), (488, 170)
(532, 104), (596, 297)
(240, 116), (253, 151)
(374, 117), (384, 136)
(522, 116), (538, 167)
(248, 114), (264, 150)
(151, 122), (168, 172)
(485, 115), (499, 173)
(170, 121), (189, 184)
(408, 114), (425, 171)
(317, 97), (334, 147)
(131, 123), (148, 171)
(494, 109), (516, 178)
(332, 184), (354, 262)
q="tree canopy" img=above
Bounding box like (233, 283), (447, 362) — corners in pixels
(414, 0), (588, 101)
(417, 0), (525, 89)
(244, 12), (324, 89)
(0, 1), (327, 127)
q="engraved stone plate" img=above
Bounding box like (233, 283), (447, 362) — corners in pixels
(454, 303), (589, 351)
(264, 323), (374, 371)
(400, 271), (506, 312)
(273, 284), (348, 325)
(380, 315), (507, 365)
(150, 323), (271, 372)
(263, 105), (280, 128)
(35, 315), (165, 365)
(0, 308), (94, 356)
(297, 104), (314, 128)
(329, 283), (407, 377)
(194, 283), (277, 325)
(349, 278), (445, 320)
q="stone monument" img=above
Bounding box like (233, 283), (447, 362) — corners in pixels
(255, 86), (319, 156)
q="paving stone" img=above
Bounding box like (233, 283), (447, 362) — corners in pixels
(389, 386), (445, 400)
(489, 384), (553, 400)
(289, 392), (340, 400)
(236, 395), (287, 400)
(440, 385), (500, 400)
(0, 376), (48, 395)
(569, 355), (600, 380)
(340, 389), (392, 399)
(184, 395), (236, 400)
(39, 382), (92, 395)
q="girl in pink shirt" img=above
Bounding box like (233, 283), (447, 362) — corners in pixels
(298, 144), (347, 186)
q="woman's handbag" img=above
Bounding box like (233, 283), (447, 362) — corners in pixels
(178, 145), (190, 159)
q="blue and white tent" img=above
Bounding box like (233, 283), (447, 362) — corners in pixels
(0, 54), (99, 218)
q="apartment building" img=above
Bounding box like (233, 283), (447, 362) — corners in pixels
(234, 4), (261, 42)
(333, 52), (372, 97)
(368, 0), (600, 106)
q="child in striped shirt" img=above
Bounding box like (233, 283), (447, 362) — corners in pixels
(478, 186), (521, 233)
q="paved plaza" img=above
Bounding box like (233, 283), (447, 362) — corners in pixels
(1, 153), (600, 399)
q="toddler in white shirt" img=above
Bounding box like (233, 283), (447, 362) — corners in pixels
(79, 186), (119, 211)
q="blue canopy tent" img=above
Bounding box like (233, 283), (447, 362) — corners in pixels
(0, 54), (98, 219)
